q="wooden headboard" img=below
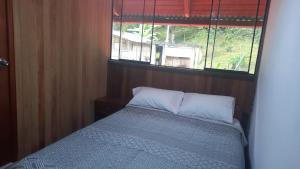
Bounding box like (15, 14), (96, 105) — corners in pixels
(107, 60), (257, 128)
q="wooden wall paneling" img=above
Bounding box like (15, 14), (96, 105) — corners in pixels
(13, 0), (112, 158)
(43, 0), (60, 146)
(107, 61), (124, 98)
(81, 0), (112, 125)
(149, 70), (169, 89)
(107, 61), (256, 128)
(13, 0), (42, 157)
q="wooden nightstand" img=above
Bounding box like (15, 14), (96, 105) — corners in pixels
(94, 96), (128, 121)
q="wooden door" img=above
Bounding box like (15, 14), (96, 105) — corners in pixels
(0, 0), (16, 165)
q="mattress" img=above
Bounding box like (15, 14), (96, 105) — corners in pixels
(9, 106), (245, 169)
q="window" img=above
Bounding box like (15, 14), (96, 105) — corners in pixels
(111, 0), (269, 75)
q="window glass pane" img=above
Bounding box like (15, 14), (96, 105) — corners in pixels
(117, 0), (154, 62)
(203, 0), (219, 69)
(120, 23), (143, 61)
(141, 0), (155, 62)
(205, 26), (216, 69)
(210, 27), (256, 71)
(206, 0), (263, 72)
(249, 27), (262, 74)
(248, 0), (267, 74)
(111, 0), (122, 60)
(119, 0), (144, 61)
(152, 25), (208, 69)
(140, 24), (154, 62)
(112, 23), (122, 60)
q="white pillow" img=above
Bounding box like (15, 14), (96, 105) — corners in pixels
(128, 87), (184, 114)
(178, 93), (235, 123)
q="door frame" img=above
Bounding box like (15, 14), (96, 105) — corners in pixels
(2, 0), (17, 163)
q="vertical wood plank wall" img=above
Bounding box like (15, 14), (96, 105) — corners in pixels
(13, 0), (112, 158)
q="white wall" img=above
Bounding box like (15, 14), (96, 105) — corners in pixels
(249, 0), (300, 169)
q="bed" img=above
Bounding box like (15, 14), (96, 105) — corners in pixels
(9, 105), (246, 169)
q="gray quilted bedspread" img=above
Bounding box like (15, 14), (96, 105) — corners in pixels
(9, 106), (245, 169)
